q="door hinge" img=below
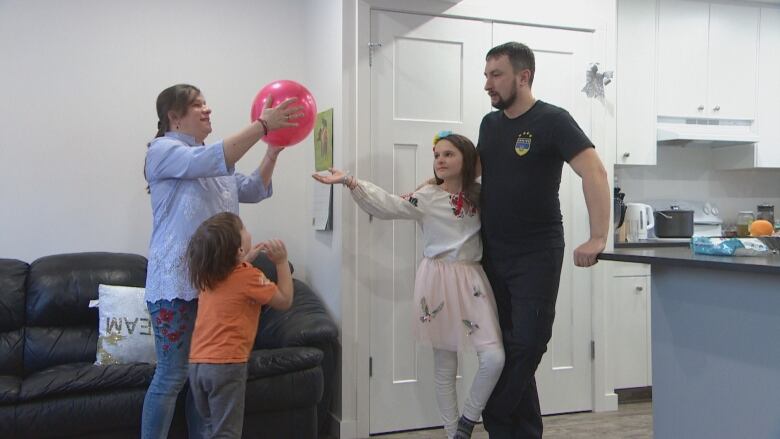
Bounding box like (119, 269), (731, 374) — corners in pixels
(591, 341), (595, 360)
(368, 42), (382, 67)
(369, 356), (373, 377)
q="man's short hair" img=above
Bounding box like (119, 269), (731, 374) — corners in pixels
(486, 41), (535, 86)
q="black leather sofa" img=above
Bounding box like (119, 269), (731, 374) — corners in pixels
(0, 252), (339, 439)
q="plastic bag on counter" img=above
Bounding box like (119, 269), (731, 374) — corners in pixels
(691, 237), (775, 256)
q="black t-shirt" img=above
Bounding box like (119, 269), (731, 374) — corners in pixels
(477, 100), (593, 256)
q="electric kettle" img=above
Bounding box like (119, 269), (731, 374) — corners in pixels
(624, 203), (654, 242)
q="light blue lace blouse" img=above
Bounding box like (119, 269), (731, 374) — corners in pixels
(144, 132), (272, 303)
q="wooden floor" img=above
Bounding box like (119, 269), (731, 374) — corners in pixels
(370, 402), (653, 439)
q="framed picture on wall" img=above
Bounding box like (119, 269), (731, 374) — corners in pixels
(313, 108), (333, 172)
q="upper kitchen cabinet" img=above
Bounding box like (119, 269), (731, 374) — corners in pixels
(616, 0), (657, 165)
(754, 8), (780, 167)
(657, 0), (759, 120)
(713, 7), (780, 170)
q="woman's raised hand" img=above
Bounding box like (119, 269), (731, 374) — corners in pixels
(260, 95), (305, 131)
(312, 168), (347, 185)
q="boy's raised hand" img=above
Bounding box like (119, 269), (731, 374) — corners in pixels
(259, 239), (288, 265)
(243, 243), (265, 263)
(261, 238), (294, 311)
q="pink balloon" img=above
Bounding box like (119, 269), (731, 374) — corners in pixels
(250, 80), (317, 147)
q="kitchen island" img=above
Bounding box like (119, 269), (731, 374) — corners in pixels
(599, 247), (780, 438)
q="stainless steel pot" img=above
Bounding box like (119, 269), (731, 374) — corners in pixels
(654, 206), (694, 238)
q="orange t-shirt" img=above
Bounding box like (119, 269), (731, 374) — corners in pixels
(189, 262), (277, 363)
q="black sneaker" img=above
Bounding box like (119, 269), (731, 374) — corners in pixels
(453, 416), (476, 439)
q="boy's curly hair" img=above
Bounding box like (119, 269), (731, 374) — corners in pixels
(187, 212), (243, 291)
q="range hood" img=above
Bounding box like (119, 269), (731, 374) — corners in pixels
(656, 116), (759, 145)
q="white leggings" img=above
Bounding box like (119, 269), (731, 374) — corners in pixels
(433, 347), (505, 438)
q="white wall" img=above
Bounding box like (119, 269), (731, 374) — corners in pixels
(302, 1), (345, 428)
(303, 0), (343, 322)
(0, 0), (312, 275)
(616, 145), (780, 225)
(1, 0), (346, 428)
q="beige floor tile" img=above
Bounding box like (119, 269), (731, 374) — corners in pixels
(369, 402), (652, 439)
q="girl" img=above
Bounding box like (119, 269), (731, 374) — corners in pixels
(186, 212), (293, 439)
(313, 132), (504, 439)
(142, 83), (301, 438)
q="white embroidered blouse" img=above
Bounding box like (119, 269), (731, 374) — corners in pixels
(350, 180), (482, 262)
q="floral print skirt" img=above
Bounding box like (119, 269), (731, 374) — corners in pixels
(413, 258), (502, 352)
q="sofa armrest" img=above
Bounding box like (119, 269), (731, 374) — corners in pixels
(254, 278), (339, 436)
(247, 346), (323, 379)
(255, 279), (339, 349)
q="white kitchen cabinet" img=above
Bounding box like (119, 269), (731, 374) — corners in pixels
(610, 262), (652, 389)
(657, 0), (759, 120)
(712, 8), (780, 170)
(656, 0), (708, 119)
(615, 0), (656, 165)
(754, 8), (780, 167)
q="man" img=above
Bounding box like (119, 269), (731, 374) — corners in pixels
(477, 41), (610, 438)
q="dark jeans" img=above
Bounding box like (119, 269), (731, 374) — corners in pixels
(481, 247), (564, 439)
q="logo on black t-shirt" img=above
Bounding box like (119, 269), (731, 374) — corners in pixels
(514, 131), (533, 157)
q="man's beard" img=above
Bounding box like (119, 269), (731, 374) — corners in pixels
(492, 83), (518, 110)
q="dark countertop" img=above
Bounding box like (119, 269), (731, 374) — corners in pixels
(599, 246), (780, 275)
(614, 239), (690, 249)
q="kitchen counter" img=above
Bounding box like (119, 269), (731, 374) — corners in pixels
(614, 239), (690, 249)
(600, 246), (780, 274)
(598, 247), (780, 438)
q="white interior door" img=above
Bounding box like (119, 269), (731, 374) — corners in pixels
(492, 23), (594, 415)
(368, 10), (492, 434)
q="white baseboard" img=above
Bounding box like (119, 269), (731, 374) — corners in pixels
(594, 392), (619, 412)
(334, 416), (357, 439)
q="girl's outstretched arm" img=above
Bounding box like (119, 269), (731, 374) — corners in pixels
(312, 167), (356, 188)
(313, 168), (424, 221)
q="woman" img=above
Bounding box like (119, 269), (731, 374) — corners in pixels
(141, 83), (301, 438)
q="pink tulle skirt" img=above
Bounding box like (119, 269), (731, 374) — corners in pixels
(413, 257), (502, 352)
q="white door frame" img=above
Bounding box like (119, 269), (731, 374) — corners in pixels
(340, 1), (618, 437)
